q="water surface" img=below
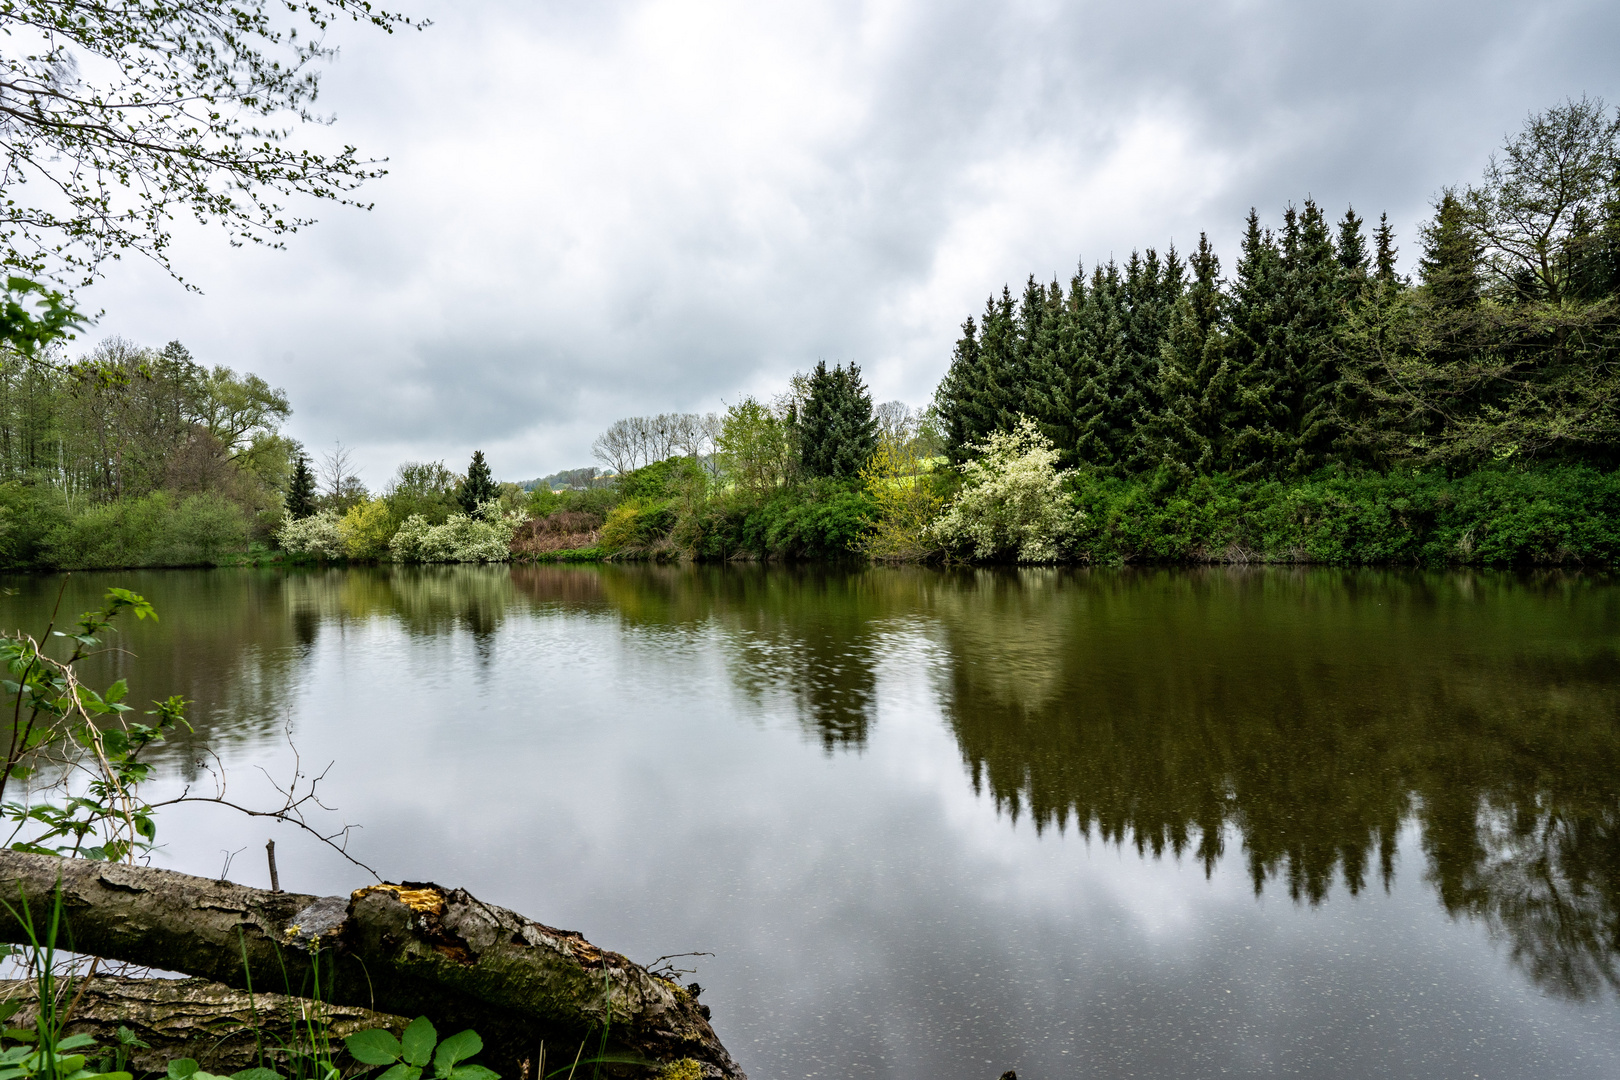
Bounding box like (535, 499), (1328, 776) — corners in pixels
(3, 566), (1617, 1079)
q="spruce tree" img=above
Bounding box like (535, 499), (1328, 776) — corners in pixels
(459, 450), (498, 513)
(797, 361), (878, 479)
(1022, 266), (1088, 464)
(1068, 261), (1130, 471)
(936, 313), (992, 463)
(1374, 213), (1401, 285)
(1224, 209), (1287, 475)
(1336, 207), (1369, 287)
(1119, 246), (1184, 471)
(1289, 199), (1349, 473)
(287, 454), (317, 518)
(1417, 192), (1482, 308)
(1154, 233), (1232, 477)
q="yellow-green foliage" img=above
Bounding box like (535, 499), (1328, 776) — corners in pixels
(860, 434), (943, 561)
(340, 497), (396, 560)
(654, 1061), (703, 1080)
(599, 498), (677, 552)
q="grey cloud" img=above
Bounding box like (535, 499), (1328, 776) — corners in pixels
(82, 0), (1620, 477)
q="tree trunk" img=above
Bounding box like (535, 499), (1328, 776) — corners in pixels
(0, 976), (407, 1075)
(0, 851), (744, 1080)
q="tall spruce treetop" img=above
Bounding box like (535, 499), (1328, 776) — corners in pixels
(459, 450), (499, 513)
(797, 361), (878, 479)
(1337, 207), (1370, 286)
(287, 455), (317, 519)
(1418, 192), (1483, 308)
(1374, 213), (1402, 285)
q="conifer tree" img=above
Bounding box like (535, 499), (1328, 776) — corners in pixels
(1417, 192), (1483, 308)
(1023, 267), (1088, 464)
(1224, 209), (1287, 475)
(458, 450), (498, 514)
(287, 454), (317, 519)
(797, 361), (878, 479)
(1154, 234), (1232, 477)
(1289, 199), (1349, 473)
(1374, 213), (1402, 285)
(936, 314), (990, 464)
(1067, 261), (1131, 470)
(1336, 207), (1370, 291)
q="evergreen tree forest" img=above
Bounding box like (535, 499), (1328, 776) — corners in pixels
(938, 111), (1620, 482)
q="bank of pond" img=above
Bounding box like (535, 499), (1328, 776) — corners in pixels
(3, 458), (1618, 572)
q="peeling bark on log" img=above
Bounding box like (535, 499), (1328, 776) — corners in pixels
(0, 852), (744, 1080)
(0, 977), (406, 1074)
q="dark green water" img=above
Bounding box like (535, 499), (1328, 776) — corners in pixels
(3, 565), (1618, 1079)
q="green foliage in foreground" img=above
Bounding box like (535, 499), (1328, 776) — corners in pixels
(1066, 464), (1620, 566)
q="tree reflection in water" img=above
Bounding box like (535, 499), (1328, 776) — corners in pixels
(927, 568), (1620, 1002)
(2, 563), (1615, 1002)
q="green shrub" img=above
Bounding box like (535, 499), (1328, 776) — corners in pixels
(43, 492), (248, 568)
(600, 498), (678, 552)
(674, 479), (874, 561)
(340, 498), (397, 560)
(0, 481), (70, 569)
(617, 457), (707, 501)
(555, 485), (619, 518)
(1065, 465), (1620, 566)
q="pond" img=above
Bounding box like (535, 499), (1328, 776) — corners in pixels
(2, 565), (1618, 1079)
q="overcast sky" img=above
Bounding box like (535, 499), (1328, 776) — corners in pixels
(81, 0), (1620, 484)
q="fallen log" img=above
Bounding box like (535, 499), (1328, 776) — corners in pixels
(0, 851), (744, 1080)
(0, 976), (407, 1074)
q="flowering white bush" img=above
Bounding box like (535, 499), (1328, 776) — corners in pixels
(275, 509), (346, 559)
(929, 415), (1082, 563)
(389, 503), (524, 563)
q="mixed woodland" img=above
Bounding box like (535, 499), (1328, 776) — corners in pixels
(6, 98), (1620, 571)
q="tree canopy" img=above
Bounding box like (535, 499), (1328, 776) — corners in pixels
(0, 0), (415, 289)
(796, 361), (877, 479)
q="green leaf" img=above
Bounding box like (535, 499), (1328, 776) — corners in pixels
(55, 1034), (95, 1051)
(0, 1003), (20, 1025)
(377, 1065), (421, 1080)
(399, 1018), (435, 1069)
(229, 1068), (281, 1080)
(448, 1066), (498, 1080)
(168, 1058), (201, 1080)
(431, 1031), (480, 1077)
(90, 1073), (132, 1080)
(2, 1029), (35, 1043)
(345, 1029), (403, 1066)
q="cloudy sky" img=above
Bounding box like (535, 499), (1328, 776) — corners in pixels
(83, 0), (1620, 484)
